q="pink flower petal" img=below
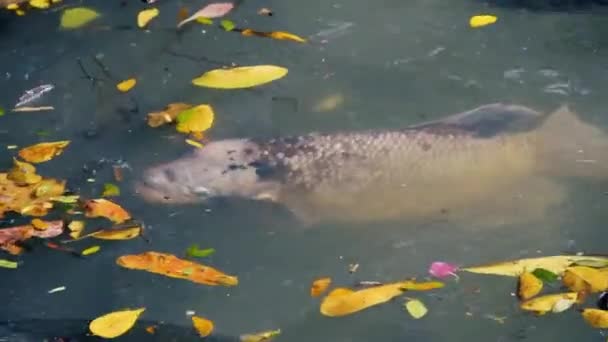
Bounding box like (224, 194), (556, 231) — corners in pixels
(429, 261), (459, 279)
(177, 2), (234, 28)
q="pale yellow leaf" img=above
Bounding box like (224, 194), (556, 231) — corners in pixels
(176, 104), (214, 134)
(520, 292), (578, 314)
(463, 255), (608, 277)
(89, 308), (145, 338)
(582, 308), (608, 328)
(192, 65), (288, 89)
(404, 299), (428, 319)
(137, 7), (158, 28)
(60, 7), (100, 29)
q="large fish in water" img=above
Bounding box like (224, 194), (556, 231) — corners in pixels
(135, 103), (608, 226)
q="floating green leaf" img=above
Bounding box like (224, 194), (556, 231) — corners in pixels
(196, 17), (213, 25)
(82, 245), (101, 256)
(102, 183), (120, 197)
(532, 268), (559, 282)
(0, 107), (5, 116)
(0, 259), (18, 269)
(404, 299), (428, 319)
(186, 244), (216, 258)
(220, 19), (235, 31)
(60, 7), (100, 29)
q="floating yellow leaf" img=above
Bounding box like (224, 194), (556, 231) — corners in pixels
(518, 272), (543, 300)
(404, 299), (428, 319)
(312, 93), (344, 112)
(147, 102), (192, 128)
(192, 65), (288, 89)
(116, 78), (136, 93)
(116, 251), (238, 286)
(89, 226), (141, 240)
(82, 245), (100, 256)
(68, 220), (85, 239)
(469, 15), (497, 28)
(268, 31), (307, 43)
(6, 3), (19, 10)
(562, 266), (608, 293)
(311, 277), (332, 297)
(29, 0), (49, 9)
(240, 329), (281, 342)
(582, 308), (608, 328)
(137, 7), (158, 28)
(84, 199), (131, 223)
(18, 141), (70, 163)
(0, 173), (66, 218)
(185, 139), (204, 148)
(0, 259), (18, 269)
(102, 183), (120, 197)
(16, 9), (25, 15)
(463, 255), (608, 277)
(89, 308), (145, 338)
(176, 104), (214, 135)
(8, 158), (42, 185)
(520, 292), (578, 314)
(60, 7), (100, 29)
(320, 280), (443, 317)
(31, 218), (49, 230)
(192, 316), (214, 338)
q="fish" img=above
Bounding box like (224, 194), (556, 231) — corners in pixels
(135, 103), (608, 226)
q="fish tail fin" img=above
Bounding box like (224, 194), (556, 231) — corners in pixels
(537, 105), (608, 180)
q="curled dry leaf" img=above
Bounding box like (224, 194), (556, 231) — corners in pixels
(84, 199), (131, 223)
(89, 308), (145, 338)
(463, 255), (608, 277)
(240, 329), (281, 342)
(192, 65), (288, 89)
(518, 272), (543, 300)
(137, 7), (158, 28)
(520, 292), (578, 315)
(311, 277), (332, 297)
(320, 280), (443, 317)
(0, 221), (63, 255)
(18, 141), (70, 163)
(116, 251), (238, 286)
(582, 308), (608, 328)
(176, 104), (214, 135)
(147, 103), (192, 128)
(116, 78), (137, 93)
(562, 266), (608, 293)
(192, 316), (214, 337)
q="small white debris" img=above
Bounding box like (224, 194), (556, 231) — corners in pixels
(48, 286), (66, 294)
(186, 310), (195, 316)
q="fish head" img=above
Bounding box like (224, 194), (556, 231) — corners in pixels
(136, 139), (282, 204)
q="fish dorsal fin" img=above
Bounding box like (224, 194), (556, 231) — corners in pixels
(409, 103), (544, 138)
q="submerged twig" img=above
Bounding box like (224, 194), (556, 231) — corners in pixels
(11, 106), (54, 112)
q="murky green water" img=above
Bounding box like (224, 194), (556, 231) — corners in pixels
(2, 0), (608, 340)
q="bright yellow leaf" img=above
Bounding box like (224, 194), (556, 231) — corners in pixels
(31, 218), (49, 230)
(463, 255), (608, 277)
(562, 266), (608, 293)
(84, 199), (131, 223)
(582, 308), (608, 328)
(192, 65), (288, 89)
(89, 308), (145, 338)
(68, 220), (85, 239)
(82, 245), (100, 256)
(185, 139), (204, 148)
(268, 31), (307, 43)
(520, 292), (578, 314)
(16, 9), (25, 15)
(137, 7), (158, 28)
(404, 299), (428, 319)
(60, 7), (100, 29)
(192, 316), (214, 338)
(18, 141), (70, 163)
(29, 0), (50, 9)
(6, 3), (19, 10)
(518, 272), (543, 300)
(7, 158), (41, 185)
(469, 15), (497, 28)
(147, 102), (192, 128)
(116, 78), (136, 92)
(102, 183), (120, 197)
(176, 104), (214, 135)
(310, 277), (332, 297)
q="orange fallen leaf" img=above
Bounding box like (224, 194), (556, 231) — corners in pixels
(116, 251), (238, 286)
(268, 31), (306, 43)
(147, 102), (193, 128)
(192, 316), (214, 337)
(84, 199), (131, 223)
(145, 325), (157, 334)
(30, 218), (49, 230)
(311, 277), (332, 297)
(7, 158), (42, 185)
(0, 173), (67, 218)
(18, 141), (70, 163)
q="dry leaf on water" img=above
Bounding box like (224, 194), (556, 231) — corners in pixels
(463, 255), (608, 277)
(404, 299), (428, 319)
(0, 172), (67, 218)
(0, 259), (18, 269)
(116, 78), (137, 93)
(89, 308), (145, 338)
(0, 221), (63, 255)
(177, 2), (233, 28)
(192, 316), (214, 337)
(137, 8), (158, 28)
(89, 226), (141, 240)
(102, 183), (120, 197)
(84, 199), (131, 223)
(176, 104), (214, 136)
(60, 7), (100, 29)
(518, 272), (543, 300)
(520, 292), (578, 314)
(147, 103), (192, 128)
(469, 15), (497, 28)
(192, 65), (288, 89)
(116, 251), (238, 286)
(82, 245), (101, 256)
(562, 266), (608, 293)
(320, 280), (443, 317)
(240, 329), (281, 342)
(18, 141), (70, 163)
(7, 158), (42, 185)
(582, 308), (608, 328)
(311, 277), (332, 297)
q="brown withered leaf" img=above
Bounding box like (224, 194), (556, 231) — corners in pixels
(0, 221), (63, 254)
(147, 103), (193, 128)
(84, 199), (131, 224)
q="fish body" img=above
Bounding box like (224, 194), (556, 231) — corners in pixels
(136, 104), (608, 226)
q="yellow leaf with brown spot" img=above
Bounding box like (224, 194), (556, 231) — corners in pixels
(463, 255), (608, 277)
(18, 141), (70, 164)
(89, 308), (145, 338)
(176, 104), (214, 135)
(89, 226), (141, 240)
(268, 31), (307, 43)
(582, 308), (608, 328)
(563, 266), (608, 293)
(520, 292), (578, 314)
(192, 316), (214, 337)
(518, 272), (543, 300)
(116, 251), (238, 286)
(84, 199), (131, 223)
(137, 7), (158, 28)
(116, 78), (136, 93)
(310, 277), (331, 297)
(147, 103), (192, 128)
(192, 65), (288, 89)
